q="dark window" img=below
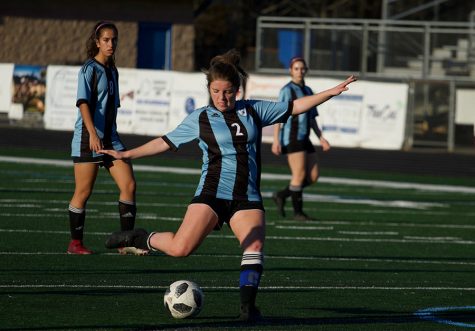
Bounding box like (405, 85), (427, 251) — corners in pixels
(137, 22), (171, 70)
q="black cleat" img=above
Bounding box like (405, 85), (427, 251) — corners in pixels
(239, 304), (262, 323)
(293, 212), (314, 221)
(272, 192), (286, 217)
(105, 228), (149, 250)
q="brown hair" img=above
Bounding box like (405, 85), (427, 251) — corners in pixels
(289, 56), (307, 69)
(86, 21), (118, 66)
(205, 49), (248, 92)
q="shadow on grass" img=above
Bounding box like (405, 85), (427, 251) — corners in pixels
(8, 308), (475, 330)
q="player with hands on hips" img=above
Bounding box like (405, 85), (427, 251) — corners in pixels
(99, 49), (356, 322)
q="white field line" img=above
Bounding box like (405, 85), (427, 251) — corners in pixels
(0, 284), (474, 291)
(338, 231), (399, 235)
(1, 251), (475, 267)
(1, 155), (474, 194)
(1, 211), (475, 231)
(0, 198), (467, 217)
(0, 193), (449, 210)
(1, 228), (475, 245)
(0, 199), (468, 217)
(1, 211), (475, 232)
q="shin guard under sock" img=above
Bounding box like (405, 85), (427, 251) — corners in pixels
(239, 252), (263, 306)
(68, 205), (85, 240)
(119, 200), (136, 231)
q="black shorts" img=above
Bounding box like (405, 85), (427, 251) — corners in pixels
(190, 195), (265, 230)
(281, 139), (315, 154)
(72, 153), (126, 168)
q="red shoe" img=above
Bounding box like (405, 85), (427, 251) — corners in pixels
(67, 240), (93, 255)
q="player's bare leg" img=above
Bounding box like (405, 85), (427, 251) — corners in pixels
(67, 163), (98, 254)
(230, 209), (265, 322)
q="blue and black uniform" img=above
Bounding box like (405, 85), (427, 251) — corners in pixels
(273, 81), (321, 220)
(162, 98), (291, 313)
(162, 99), (292, 226)
(278, 81), (318, 154)
(68, 59), (136, 246)
(71, 58), (124, 163)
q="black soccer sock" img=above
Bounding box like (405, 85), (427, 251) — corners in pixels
(68, 205), (85, 240)
(290, 187), (304, 214)
(119, 200), (136, 231)
(302, 178), (312, 188)
(239, 252), (263, 307)
(277, 186), (291, 199)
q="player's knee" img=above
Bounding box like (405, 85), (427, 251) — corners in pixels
(120, 180), (136, 196)
(309, 174), (318, 184)
(73, 188), (93, 201)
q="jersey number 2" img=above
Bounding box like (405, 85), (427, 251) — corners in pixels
(231, 123), (244, 136)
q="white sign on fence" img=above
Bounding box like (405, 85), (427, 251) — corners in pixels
(0, 63), (14, 113)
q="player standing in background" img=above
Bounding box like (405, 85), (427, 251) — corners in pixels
(99, 49), (356, 322)
(67, 21), (146, 256)
(271, 57), (330, 221)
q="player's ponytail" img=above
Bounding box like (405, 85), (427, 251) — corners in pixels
(205, 49), (248, 93)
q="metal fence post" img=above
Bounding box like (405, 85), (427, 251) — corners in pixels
(448, 80), (456, 152)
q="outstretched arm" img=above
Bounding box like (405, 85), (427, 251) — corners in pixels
(292, 75), (356, 115)
(98, 137), (171, 160)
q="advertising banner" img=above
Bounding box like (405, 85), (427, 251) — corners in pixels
(132, 69), (173, 136)
(116, 67), (137, 134)
(245, 74), (289, 142)
(44, 65), (80, 131)
(168, 72), (208, 130)
(246, 75), (407, 149)
(455, 89), (475, 126)
(10, 64), (47, 126)
(308, 77), (364, 148)
(359, 81), (408, 149)
(42, 65), (408, 150)
(0, 63), (14, 113)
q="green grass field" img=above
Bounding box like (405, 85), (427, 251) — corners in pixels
(0, 148), (474, 330)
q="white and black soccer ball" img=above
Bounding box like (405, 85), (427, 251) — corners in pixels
(163, 280), (204, 319)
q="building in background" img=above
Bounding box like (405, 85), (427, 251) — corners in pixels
(0, 0), (195, 71)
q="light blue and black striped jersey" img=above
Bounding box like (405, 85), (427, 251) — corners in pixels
(278, 81), (318, 146)
(71, 59), (123, 157)
(163, 99), (292, 201)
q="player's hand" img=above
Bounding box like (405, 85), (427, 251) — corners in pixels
(320, 137), (331, 152)
(271, 142), (281, 156)
(97, 149), (124, 159)
(330, 75), (357, 96)
(89, 134), (103, 153)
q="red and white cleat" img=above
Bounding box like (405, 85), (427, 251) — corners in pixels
(67, 240), (93, 255)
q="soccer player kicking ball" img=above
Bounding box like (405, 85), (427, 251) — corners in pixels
(100, 49), (356, 322)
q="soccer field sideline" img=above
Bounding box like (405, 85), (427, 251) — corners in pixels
(1, 155), (474, 194)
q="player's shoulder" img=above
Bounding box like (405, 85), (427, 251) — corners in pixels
(304, 84), (314, 94)
(185, 105), (208, 120)
(80, 59), (96, 73)
(280, 81), (294, 91)
(79, 59), (103, 79)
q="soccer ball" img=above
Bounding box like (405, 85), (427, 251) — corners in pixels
(163, 280), (204, 319)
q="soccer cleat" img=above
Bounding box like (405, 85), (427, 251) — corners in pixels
(293, 212), (314, 221)
(105, 228), (149, 250)
(117, 247), (149, 256)
(239, 304), (262, 323)
(67, 240), (93, 255)
(272, 192), (286, 217)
